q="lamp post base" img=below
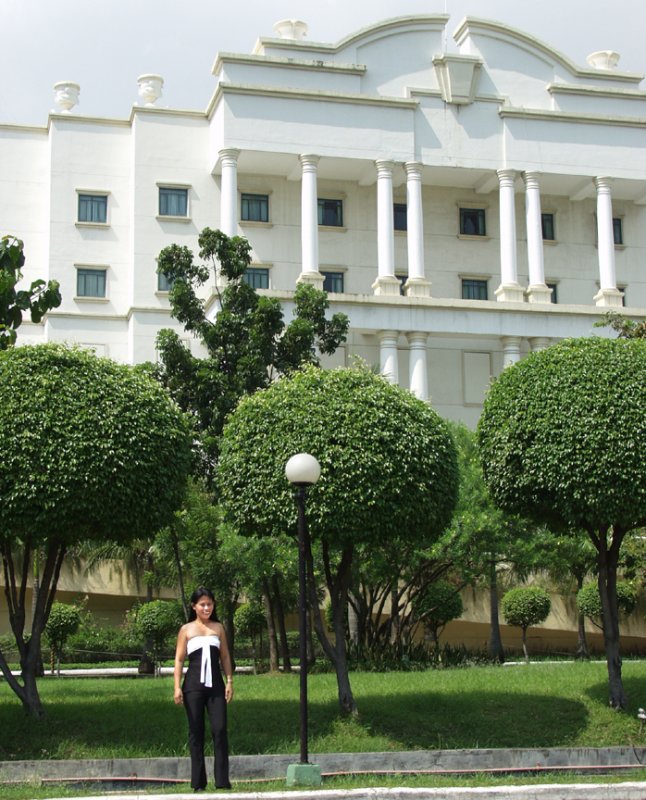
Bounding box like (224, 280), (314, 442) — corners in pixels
(286, 763), (322, 787)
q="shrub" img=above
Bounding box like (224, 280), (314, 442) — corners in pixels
(502, 586), (551, 663)
(131, 600), (184, 673)
(577, 580), (637, 627)
(44, 603), (81, 675)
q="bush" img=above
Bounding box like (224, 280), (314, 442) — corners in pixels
(502, 586), (551, 663)
(44, 603), (81, 675)
(64, 617), (143, 664)
(577, 580), (637, 625)
(131, 600), (184, 672)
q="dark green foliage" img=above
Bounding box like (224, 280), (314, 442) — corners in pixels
(0, 344), (193, 544)
(0, 235), (61, 349)
(595, 311), (646, 340)
(233, 602), (266, 638)
(65, 623), (143, 663)
(577, 581), (637, 623)
(411, 579), (463, 644)
(155, 228), (349, 472)
(218, 364), (458, 548)
(131, 600), (184, 670)
(44, 603), (81, 674)
(477, 337), (646, 533)
(502, 586), (551, 630)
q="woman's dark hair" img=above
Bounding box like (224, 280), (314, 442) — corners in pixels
(187, 587), (218, 621)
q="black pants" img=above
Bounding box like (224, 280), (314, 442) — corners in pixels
(183, 690), (230, 789)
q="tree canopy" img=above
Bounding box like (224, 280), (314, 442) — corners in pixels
(0, 236), (61, 349)
(0, 344), (193, 716)
(217, 363), (458, 712)
(477, 336), (646, 707)
(155, 228), (348, 473)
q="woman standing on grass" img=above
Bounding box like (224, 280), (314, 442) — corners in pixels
(174, 587), (234, 791)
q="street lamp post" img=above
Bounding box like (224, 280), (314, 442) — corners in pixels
(285, 453), (322, 787)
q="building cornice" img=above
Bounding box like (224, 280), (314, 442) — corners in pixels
(212, 52), (366, 77)
(454, 17), (644, 85)
(207, 81), (418, 118)
(499, 106), (646, 128)
(547, 83), (646, 101)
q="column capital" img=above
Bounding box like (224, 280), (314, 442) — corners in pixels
(378, 329), (399, 345)
(375, 159), (395, 176)
(299, 154), (320, 171)
(406, 331), (428, 347)
(497, 168), (518, 186)
(522, 170), (541, 189)
(404, 161), (423, 177)
(528, 337), (551, 352)
(594, 176), (613, 192)
(218, 148), (240, 167)
(501, 335), (522, 368)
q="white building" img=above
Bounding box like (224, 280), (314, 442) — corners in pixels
(1, 15), (645, 426)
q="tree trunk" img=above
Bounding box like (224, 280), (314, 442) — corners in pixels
(595, 527), (626, 709)
(272, 575), (292, 673)
(170, 529), (189, 621)
(305, 537), (357, 715)
(488, 559), (505, 663)
(261, 576), (279, 672)
(574, 575), (590, 660)
(521, 627), (529, 663)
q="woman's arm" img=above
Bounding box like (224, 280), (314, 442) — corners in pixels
(173, 626), (188, 704)
(218, 624), (234, 703)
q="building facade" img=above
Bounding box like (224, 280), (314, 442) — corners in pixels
(1, 15), (645, 426)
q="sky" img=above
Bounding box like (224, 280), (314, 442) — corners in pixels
(1, 0), (644, 127)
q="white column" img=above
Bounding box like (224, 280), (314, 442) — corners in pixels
(404, 162), (431, 297)
(523, 171), (551, 304)
(501, 336), (522, 368)
(529, 337), (551, 352)
(494, 169), (524, 303)
(219, 148), (240, 237)
(593, 177), (623, 308)
(298, 154), (323, 289)
(407, 332), (429, 401)
(378, 330), (399, 384)
(372, 160), (400, 296)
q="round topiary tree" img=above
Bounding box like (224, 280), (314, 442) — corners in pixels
(217, 363), (458, 713)
(0, 343), (193, 716)
(577, 581), (637, 630)
(411, 579), (463, 650)
(133, 600), (184, 675)
(234, 601), (266, 669)
(44, 603), (81, 676)
(477, 336), (646, 707)
(501, 586), (551, 663)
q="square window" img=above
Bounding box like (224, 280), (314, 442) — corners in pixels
(322, 271), (344, 294)
(318, 198), (343, 227)
(541, 213), (555, 241)
(77, 268), (106, 298)
(78, 194), (107, 224)
(461, 278), (488, 300)
(159, 187), (188, 217)
(394, 203), (407, 231)
(546, 282), (558, 304)
(243, 267), (269, 290)
(613, 218), (623, 245)
(460, 208), (486, 236)
(241, 193), (269, 223)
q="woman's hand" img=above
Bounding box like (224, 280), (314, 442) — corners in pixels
(225, 681), (234, 703)
(174, 687), (183, 705)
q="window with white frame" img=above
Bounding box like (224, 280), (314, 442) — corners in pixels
(322, 271), (344, 294)
(318, 198), (343, 227)
(394, 203), (407, 231)
(613, 217), (624, 246)
(243, 267), (269, 290)
(541, 213), (556, 241)
(76, 267), (107, 298)
(459, 207), (486, 237)
(461, 278), (488, 300)
(158, 186), (188, 217)
(241, 193), (269, 223)
(78, 193), (108, 224)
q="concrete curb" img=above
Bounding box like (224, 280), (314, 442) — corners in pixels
(36, 782), (646, 800)
(3, 747), (646, 783)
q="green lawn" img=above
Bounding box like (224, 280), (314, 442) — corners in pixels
(2, 661), (646, 762)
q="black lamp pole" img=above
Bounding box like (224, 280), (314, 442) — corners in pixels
(295, 483), (309, 764)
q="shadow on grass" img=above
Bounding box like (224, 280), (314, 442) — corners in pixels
(584, 673), (646, 713)
(0, 685), (589, 760)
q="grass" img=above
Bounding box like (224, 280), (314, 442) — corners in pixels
(2, 662), (646, 797)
